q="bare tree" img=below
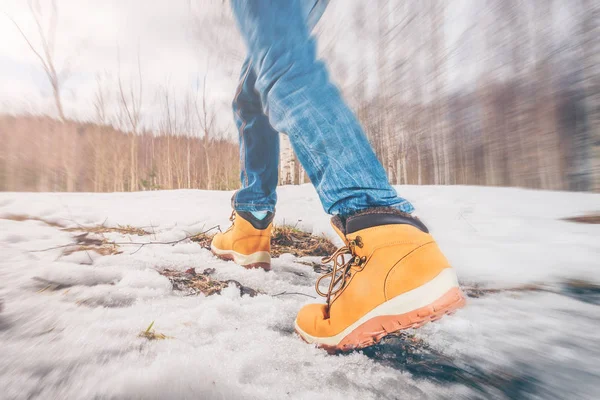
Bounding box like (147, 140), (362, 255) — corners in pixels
(94, 72), (111, 125)
(117, 47), (143, 191)
(429, 0), (450, 184)
(580, 0), (600, 191)
(8, 0), (68, 121)
(279, 134), (295, 185)
(195, 75), (217, 190)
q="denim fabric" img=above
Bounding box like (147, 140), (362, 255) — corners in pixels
(230, 0), (414, 216)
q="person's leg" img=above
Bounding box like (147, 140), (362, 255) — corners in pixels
(230, 0), (413, 216)
(211, 58), (277, 270)
(231, 57), (280, 213)
(230, 0), (464, 350)
(211, 2), (329, 270)
(232, 1), (328, 213)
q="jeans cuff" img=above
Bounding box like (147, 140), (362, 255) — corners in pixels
(393, 200), (415, 214)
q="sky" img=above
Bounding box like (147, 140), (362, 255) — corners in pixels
(0, 0), (238, 129)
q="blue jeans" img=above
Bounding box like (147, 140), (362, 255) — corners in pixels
(230, 0), (414, 216)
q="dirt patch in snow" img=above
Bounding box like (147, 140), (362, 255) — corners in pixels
(1, 215), (153, 234)
(159, 267), (261, 297)
(563, 213), (600, 224)
(270, 225), (337, 257)
(0, 214), (64, 228)
(362, 332), (541, 399)
(463, 280), (600, 305)
(62, 224), (151, 236)
(190, 232), (213, 248)
(61, 233), (122, 256)
(191, 225), (337, 258)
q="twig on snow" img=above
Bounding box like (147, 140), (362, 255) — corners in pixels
(272, 291), (317, 299)
(30, 225), (220, 254)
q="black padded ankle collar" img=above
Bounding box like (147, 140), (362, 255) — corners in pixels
(345, 208), (428, 234)
(236, 211), (274, 230)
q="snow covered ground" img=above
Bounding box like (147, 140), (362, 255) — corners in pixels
(0, 185), (599, 399)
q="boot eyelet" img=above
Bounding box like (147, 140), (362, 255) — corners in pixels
(355, 236), (364, 248)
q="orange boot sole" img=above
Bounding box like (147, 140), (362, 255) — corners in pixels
(210, 245), (271, 271)
(297, 286), (466, 353)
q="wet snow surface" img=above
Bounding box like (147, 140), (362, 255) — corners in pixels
(1, 185), (599, 399)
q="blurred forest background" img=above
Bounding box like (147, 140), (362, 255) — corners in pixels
(1, 0), (599, 193)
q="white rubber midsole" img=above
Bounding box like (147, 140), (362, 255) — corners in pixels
(210, 244), (271, 266)
(295, 268), (459, 346)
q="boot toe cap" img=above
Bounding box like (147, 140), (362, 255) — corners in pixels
(211, 232), (224, 249)
(295, 303), (330, 339)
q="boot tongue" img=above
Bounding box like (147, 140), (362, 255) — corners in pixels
(329, 215), (349, 244)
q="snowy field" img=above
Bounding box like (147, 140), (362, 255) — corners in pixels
(1, 185), (599, 399)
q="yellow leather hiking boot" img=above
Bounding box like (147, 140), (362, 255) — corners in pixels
(210, 211), (273, 271)
(295, 208), (465, 352)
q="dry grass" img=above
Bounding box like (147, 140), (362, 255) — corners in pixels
(191, 224), (337, 258)
(563, 213), (600, 224)
(138, 321), (171, 341)
(271, 225), (337, 257)
(190, 232), (213, 248)
(0, 214), (64, 228)
(62, 224), (150, 236)
(6, 212), (336, 262)
(159, 268), (260, 297)
(3, 210), (153, 236)
(62, 243), (121, 256)
(2, 216), (144, 256)
(61, 233), (122, 256)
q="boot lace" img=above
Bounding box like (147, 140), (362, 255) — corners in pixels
(315, 236), (366, 314)
(224, 210), (236, 233)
